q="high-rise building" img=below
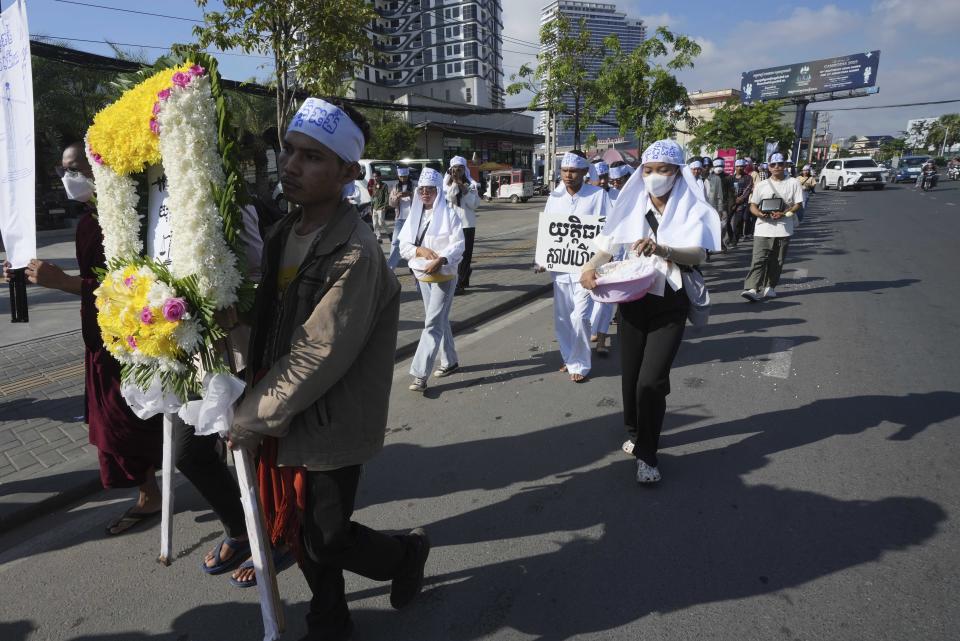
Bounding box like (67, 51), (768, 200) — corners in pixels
(352, 0), (505, 108)
(538, 1), (645, 148)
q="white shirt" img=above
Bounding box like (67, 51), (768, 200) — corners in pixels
(544, 182), (611, 284)
(750, 177), (804, 238)
(445, 179), (480, 228)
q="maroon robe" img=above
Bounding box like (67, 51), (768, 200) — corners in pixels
(77, 211), (162, 488)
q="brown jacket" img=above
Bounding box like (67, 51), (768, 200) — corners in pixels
(232, 202), (400, 470)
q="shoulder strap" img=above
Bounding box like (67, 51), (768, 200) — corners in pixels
(645, 210), (659, 239)
(415, 215), (431, 247)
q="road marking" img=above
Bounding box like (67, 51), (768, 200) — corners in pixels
(947, 202), (956, 206)
(761, 338), (794, 379)
(791, 268), (808, 282)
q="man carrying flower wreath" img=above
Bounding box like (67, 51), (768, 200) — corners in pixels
(227, 97), (431, 641)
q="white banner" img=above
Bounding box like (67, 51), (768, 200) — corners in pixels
(0, 0), (35, 269)
(534, 210), (604, 274)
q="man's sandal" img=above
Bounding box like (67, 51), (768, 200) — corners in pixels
(229, 548), (294, 588)
(201, 537), (251, 575)
(104, 507), (161, 536)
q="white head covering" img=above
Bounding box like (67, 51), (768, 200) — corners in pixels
(448, 155), (476, 183)
(561, 152), (590, 170)
(287, 97), (365, 163)
(587, 162), (599, 183)
(597, 139), (721, 254)
(596, 161), (610, 175)
(735, 159), (746, 167)
(609, 165), (631, 180)
(712, 159), (724, 167)
(768, 153), (785, 164)
(689, 160), (702, 169)
(802, 164), (812, 171)
(418, 167), (443, 189)
(397, 167), (410, 177)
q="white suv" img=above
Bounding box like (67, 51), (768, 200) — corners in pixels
(819, 157), (886, 191)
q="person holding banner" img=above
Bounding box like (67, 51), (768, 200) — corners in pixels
(3, 142), (165, 533)
(537, 151), (611, 383)
(229, 98), (431, 641)
(580, 140), (721, 483)
(401, 167), (466, 393)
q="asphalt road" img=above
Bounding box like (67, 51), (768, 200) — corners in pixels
(1, 183), (959, 641)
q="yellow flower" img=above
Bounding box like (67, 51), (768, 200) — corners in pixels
(87, 63), (193, 176)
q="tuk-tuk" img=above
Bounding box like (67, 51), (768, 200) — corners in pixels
(486, 169), (533, 203)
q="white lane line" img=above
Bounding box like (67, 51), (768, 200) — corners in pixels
(947, 202), (956, 206)
(761, 338), (794, 379)
(791, 268), (808, 282)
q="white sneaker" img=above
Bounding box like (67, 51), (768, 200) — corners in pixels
(635, 459), (662, 484)
(622, 440), (635, 456)
(762, 286), (777, 299)
(408, 377), (427, 393)
(741, 289), (761, 302)
(433, 363), (459, 378)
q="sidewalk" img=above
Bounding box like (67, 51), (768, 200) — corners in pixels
(0, 206), (549, 533)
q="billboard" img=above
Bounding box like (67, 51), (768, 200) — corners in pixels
(741, 51), (880, 103)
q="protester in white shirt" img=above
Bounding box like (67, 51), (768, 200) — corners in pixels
(400, 168), (466, 392)
(581, 139), (720, 483)
(444, 156), (480, 294)
(741, 153), (803, 301)
(536, 152), (611, 382)
(387, 167), (414, 269)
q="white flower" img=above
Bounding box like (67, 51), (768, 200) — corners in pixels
(173, 319), (202, 353)
(146, 281), (177, 308)
(86, 138), (142, 261)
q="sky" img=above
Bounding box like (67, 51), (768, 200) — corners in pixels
(10, 0), (960, 139)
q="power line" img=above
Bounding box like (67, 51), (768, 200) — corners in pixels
(810, 98), (960, 112)
(52, 0), (204, 23)
(31, 35), (273, 59)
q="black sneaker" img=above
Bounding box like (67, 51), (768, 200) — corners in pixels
(390, 528), (430, 609)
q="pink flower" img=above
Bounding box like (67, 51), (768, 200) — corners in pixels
(171, 72), (191, 88)
(162, 298), (187, 322)
(150, 118), (160, 135)
(140, 307), (154, 325)
(152, 102), (161, 115)
(123, 276), (135, 287)
(127, 335), (138, 350)
(92, 153), (103, 165)
(189, 64), (205, 77)
(157, 88), (171, 101)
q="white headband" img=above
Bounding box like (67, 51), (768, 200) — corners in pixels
(689, 160), (702, 169)
(641, 139), (685, 166)
(712, 159), (724, 167)
(609, 165), (631, 179)
(287, 97), (365, 164)
(397, 167), (410, 176)
(418, 167), (443, 188)
(561, 152), (590, 170)
(595, 161), (610, 175)
(768, 153), (785, 163)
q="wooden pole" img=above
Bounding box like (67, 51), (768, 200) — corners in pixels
(157, 414), (176, 566)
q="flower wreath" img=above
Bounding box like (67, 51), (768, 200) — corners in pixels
(86, 54), (253, 401)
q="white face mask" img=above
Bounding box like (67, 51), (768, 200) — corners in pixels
(62, 172), (95, 203)
(712, 167), (723, 175)
(644, 172), (677, 197)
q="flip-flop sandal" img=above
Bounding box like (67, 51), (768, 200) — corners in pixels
(229, 548), (294, 588)
(105, 507), (161, 536)
(201, 537), (251, 575)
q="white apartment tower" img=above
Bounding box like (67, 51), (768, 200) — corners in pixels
(353, 0), (505, 108)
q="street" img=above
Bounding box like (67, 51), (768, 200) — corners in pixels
(2, 183), (960, 640)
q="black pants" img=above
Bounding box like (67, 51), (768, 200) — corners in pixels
(301, 466), (410, 640)
(173, 416), (246, 539)
(619, 286), (689, 467)
(458, 227), (476, 289)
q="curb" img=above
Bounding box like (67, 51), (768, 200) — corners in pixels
(0, 284), (552, 535)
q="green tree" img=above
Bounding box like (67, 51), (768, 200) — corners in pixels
(922, 114), (960, 154)
(193, 0), (377, 147)
(363, 112), (420, 159)
(877, 136), (907, 162)
(690, 99), (794, 160)
(591, 27), (701, 151)
(507, 14), (601, 149)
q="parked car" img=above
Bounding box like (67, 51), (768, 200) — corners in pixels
(486, 169), (534, 203)
(890, 155), (932, 183)
(397, 158), (444, 182)
(818, 157), (886, 191)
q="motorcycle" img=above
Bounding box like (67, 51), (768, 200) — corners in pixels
(918, 168), (938, 191)
(948, 165), (960, 181)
